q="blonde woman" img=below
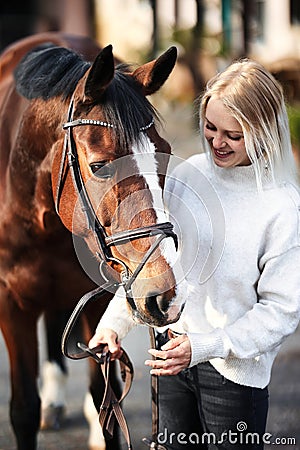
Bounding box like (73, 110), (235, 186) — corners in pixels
(89, 60), (300, 449)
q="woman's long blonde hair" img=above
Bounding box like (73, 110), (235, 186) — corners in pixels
(199, 59), (298, 189)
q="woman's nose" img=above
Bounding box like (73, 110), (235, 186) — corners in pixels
(213, 135), (226, 149)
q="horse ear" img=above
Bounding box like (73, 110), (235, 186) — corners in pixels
(132, 46), (177, 96)
(84, 44), (114, 102)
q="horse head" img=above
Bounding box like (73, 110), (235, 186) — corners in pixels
(52, 45), (187, 327)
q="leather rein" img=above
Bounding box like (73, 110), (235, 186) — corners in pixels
(57, 99), (176, 448)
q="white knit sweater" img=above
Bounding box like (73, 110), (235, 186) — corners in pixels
(98, 153), (300, 388)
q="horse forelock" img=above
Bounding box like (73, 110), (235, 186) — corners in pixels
(98, 65), (160, 150)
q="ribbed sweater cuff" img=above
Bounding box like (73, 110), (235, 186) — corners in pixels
(96, 289), (136, 340)
(97, 315), (136, 341)
(187, 329), (231, 367)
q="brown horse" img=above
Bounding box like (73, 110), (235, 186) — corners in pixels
(0, 32), (186, 450)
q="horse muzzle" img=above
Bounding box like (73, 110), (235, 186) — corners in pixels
(126, 290), (184, 327)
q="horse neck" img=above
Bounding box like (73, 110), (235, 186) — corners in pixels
(5, 97), (68, 223)
(30, 98), (68, 153)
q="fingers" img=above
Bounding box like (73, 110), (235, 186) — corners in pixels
(145, 335), (191, 376)
(146, 364), (183, 376)
(88, 328), (123, 360)
(145, 349), (188, 376)
(160, 335), (186, 351)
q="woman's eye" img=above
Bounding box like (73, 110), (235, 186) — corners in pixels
(90, 162), (115, 179)
(205, 122), (216, 131)
(228, 134), (243, 141)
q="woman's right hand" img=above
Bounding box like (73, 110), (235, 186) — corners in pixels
(88, 328), (123, 360)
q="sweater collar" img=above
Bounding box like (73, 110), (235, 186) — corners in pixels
(208, 157), (272, 191)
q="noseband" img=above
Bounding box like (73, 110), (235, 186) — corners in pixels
(55, 100), (178, 297)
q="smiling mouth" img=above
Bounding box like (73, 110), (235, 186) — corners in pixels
(213, 148), (234, 159)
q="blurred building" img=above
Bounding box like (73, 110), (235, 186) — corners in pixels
(1, 1), (300, 63)
(0, 0), (95, 50)
(1, 0), (300, 99)
(94, 1), (300, 60)
(94, 0), (300, 100)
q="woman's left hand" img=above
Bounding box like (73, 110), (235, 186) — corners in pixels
(145, 334), (191, 376)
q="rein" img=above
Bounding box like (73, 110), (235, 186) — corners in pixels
(77, 341), (134, 449)
(58, 99), (176, 448)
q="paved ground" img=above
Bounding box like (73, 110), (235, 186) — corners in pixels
(1, 104), (300, 449)
(1, 323), (300, 449)
(0, 322), (152, 450)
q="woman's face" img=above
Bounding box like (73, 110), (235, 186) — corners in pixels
(204, 97), (251, 167)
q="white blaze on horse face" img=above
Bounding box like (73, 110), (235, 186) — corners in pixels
(132, 134), (167, 222)
(132, 135), (187, 316)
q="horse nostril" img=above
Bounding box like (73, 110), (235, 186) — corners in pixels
(145, 292), (169, 318)
(155, 294), (169, 313)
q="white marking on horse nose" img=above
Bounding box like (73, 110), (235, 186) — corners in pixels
(132, 134), (167, 223)
(132, 135), (179, 271)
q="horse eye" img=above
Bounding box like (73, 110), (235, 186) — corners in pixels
(90, 162), (115, 179)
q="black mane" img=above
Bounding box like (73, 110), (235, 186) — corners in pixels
(14, 43), (90, 100)
(14, 44), (159, 148)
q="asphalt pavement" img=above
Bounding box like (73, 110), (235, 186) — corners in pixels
(0, 322), (300, 449)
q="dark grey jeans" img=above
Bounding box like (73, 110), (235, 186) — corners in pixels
(156, 334), (269, 450)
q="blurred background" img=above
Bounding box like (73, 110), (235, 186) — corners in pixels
(0, 1), (300, 449)
(1, 0), (300, 159)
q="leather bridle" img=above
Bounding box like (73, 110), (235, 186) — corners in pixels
(58, 99), (173, 449)
(58, 99), (175, 449)
(55, 99), (178, 300)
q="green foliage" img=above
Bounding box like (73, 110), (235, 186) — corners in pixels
(172, 28), (199, 51)
(288, 105), (300, 148)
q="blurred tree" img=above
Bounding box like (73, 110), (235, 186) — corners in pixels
(221, 0), (231, 54)
(240, 0), (254, 56)
(184, 0), (205, 93)
(149, 0), (158, 59)
(60, 0), (95, 38)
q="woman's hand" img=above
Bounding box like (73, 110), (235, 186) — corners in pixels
(145, 334), (191, 376)
(88, 328), (123, 360)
